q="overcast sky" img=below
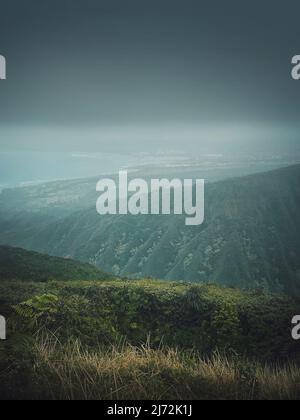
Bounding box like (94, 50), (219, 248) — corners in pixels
(0, 0), (299, 154)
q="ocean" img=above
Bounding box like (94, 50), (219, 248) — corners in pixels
(0, 151), (140, 190)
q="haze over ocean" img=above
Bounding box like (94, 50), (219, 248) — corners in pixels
(0, 0), (299, 167)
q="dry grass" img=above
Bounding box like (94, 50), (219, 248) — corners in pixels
(1, 333), (291, 400)
(256, 363), (300, 400)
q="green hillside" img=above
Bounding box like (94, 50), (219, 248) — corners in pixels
(1, 277), (300, 400)
(1, 278), (299, 360)
(1, 165), (300, 294)
(0, 247), (299, 399)
(0, 246), (112, 282)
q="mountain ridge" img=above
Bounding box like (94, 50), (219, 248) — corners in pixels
(0, 245), (112, 282)
(0, 164), (300, 294)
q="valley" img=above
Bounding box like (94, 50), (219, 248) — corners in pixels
(0, 164), (300, 295)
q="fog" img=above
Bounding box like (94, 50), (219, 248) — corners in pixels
(1, 123), (300, 155)
(0, 0), (300, 182)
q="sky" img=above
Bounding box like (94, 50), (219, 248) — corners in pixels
(0, 0), (300, 155)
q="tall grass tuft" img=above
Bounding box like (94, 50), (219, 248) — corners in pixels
(1, 332), (300, 400)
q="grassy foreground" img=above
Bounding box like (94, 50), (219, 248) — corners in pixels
(1, 332), (300, 400)
(1, 279), (300, 400)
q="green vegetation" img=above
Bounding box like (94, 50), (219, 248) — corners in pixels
(0, 246), (112, 282)
(1, 273), (300, 400)
(1, 279), (298, 359)
(1, 279), (297, 359)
